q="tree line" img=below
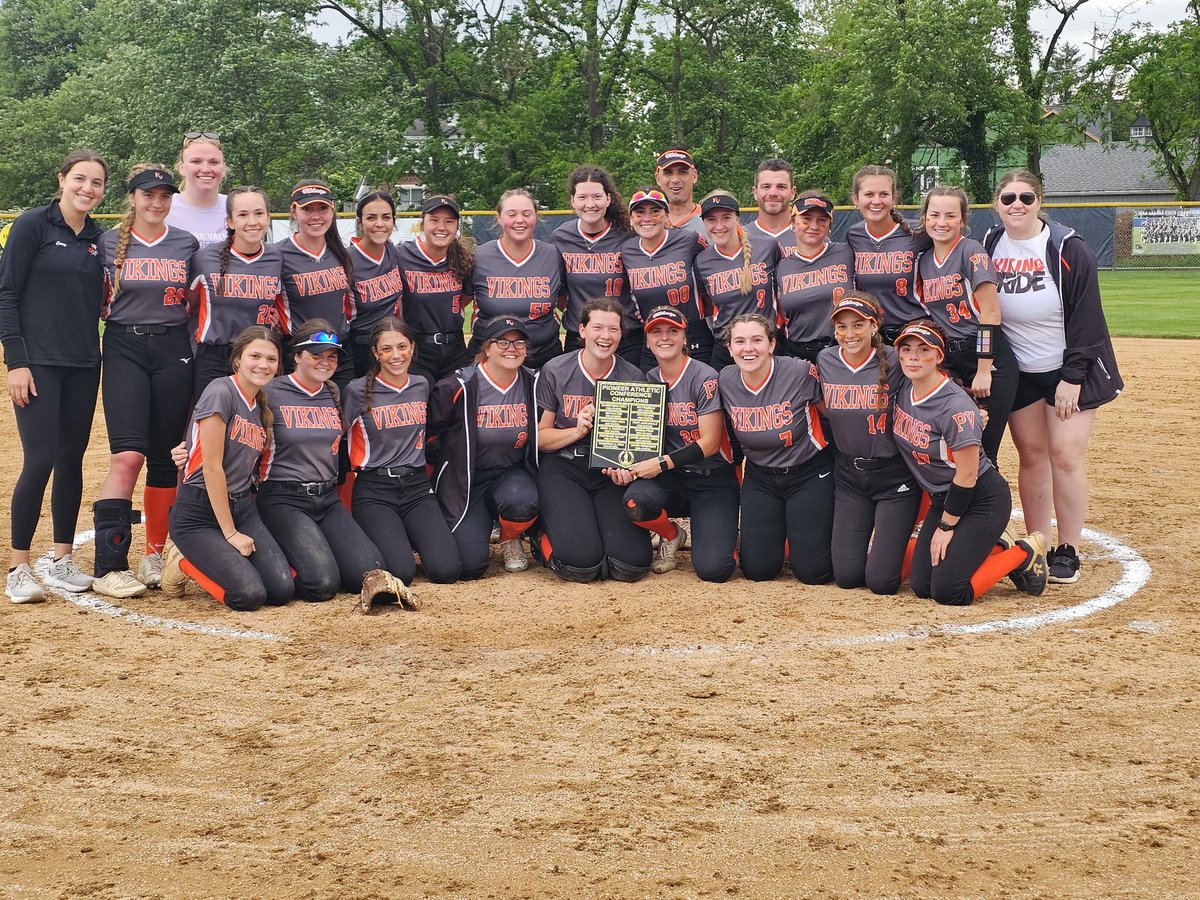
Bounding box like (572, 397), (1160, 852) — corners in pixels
(0, 0), (1196, 212)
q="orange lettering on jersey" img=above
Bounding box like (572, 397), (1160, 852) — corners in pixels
(279, 406), (342, 430)
(229, 414), (267, 452)
(476, 404), (529, 429)
(562, 251), (622, 275)
(122, 258), (189, 283)
(369, 401), (427, 430)
(728, 402), (793, 432)
(355, 267), (404, 305)
(628, 261), (686, 290)
(485, 276), (552, 300)
(291, 268), (348, 296)
(922, 273), (964, 303)
(892, 405), (930, 449)
(779, 264), (849, 294)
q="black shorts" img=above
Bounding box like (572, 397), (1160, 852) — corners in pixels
(1012, 368), (1061, 412)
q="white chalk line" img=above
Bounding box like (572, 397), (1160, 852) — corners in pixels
(622, 520), (1152, 655)
(36, 531), (287, 642)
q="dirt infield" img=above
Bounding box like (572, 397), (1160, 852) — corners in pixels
(0, 337), (1196, 898)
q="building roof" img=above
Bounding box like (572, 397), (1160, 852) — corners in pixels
(1041, 142), (1174, 197)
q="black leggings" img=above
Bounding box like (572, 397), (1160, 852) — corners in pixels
(352, 469), (461, 584)
(10, 364), (100, 550)
(102, 327), (194, 487)
(831, 454), (921, 595)
(257, 484), (385, 600)
(622, 465), (739, 582)
(739, 455), (835, 583)
(168, 485), (293, 611)
(911, 467), (1012, 606)
(537, 453), (651, 581)
(451, 467), (539, 580)
(943, 329), (1019, 467)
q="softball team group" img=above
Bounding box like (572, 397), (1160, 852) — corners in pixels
(0, 135), (1124, 612)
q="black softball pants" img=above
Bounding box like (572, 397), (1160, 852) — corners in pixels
(537, 453), (652, 581)
(739, 454), (834, 583)
(352, 469), (461, 584)
(102, 326), (194, 487)
(452, 466), (538, 580)
(193, 342), (232, 403)
(409, 334), (473, 385)
(831, 454), (921, 595)
(943, 329), (1018, 468)
(257, 483), (385, 600)
(622, 465), (739, 582)
(910, 467), (1012, 606)
(167, 485), (293, 611)
(10, 363), (100, 550)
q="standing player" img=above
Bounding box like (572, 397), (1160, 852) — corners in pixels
(344, 318), (461, 585)
(398, 195), (474, 384)
(188, 186), (285, 400)
(278, 179), (357, 390)
(748, 158), (798, 258)
(92, 165), (198, 597)
(817, 294), (920, 595)
(428, 316), (540, 578)
(347, 191), (404, 377)
(718, 314), (833, 584)
(621, 188), (709, 366)
(469, 188), (565, 370)
(892, 319), (1049, 605)
(552, 166), (642, 365)
(1, 150), (107, 602)
(535, 298), (651, 582)
(775, 192), (854, 362)
(161, 327), (294, 611)
(694, 191), (779, 371)
(983, 170), (1123, 584)
(165, 132), (228, 247)
(846, 165), (925, 342)
(655, 148), (707, 239)
(915, 185), (1018, 466)
(622, 307), (737, 580)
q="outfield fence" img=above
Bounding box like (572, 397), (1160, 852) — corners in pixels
(4, 202), (1200, 269)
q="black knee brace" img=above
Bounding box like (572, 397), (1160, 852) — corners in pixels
(549, 557), (601, 583)
(606, 556), (649, 583)
(92, 499), (141, 576)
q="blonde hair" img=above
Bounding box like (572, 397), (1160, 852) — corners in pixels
(175, 136), (225, 194)
(701, 190), (752, 294)
(111, 162), (168, 295)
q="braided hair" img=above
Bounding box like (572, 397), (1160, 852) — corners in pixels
(216, 186), (270, 297)
(229, 326), (284, 460)
(851, 165), (911, 235)
(362, 316), (415, 414)
(111, 162), (168, 295)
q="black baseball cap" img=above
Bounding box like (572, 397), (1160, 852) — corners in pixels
(893, 321), (946, 356)
(478, 316), (530, 343)
(127, 168), (179, 194)
(656, 148), (696, 170)
(643, 307), (688, 332)
(700, 193), (741, 218)
(291, 183), (336, 208)
(422, 195), (461, 216)
(829, 296), (880, 324)
(794, 195), (834, 218)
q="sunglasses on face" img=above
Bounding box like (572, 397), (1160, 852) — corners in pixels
(999, 191), (1038, 206)
(492, 338), (528, 350)
(185, 130), (221, 141)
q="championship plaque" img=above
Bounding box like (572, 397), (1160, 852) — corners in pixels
(589, 380), (666, 469)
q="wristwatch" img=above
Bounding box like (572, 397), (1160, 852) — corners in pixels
(936, 519), (957, 532)
(658, 456), (669, 472)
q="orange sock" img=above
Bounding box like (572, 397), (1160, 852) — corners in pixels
(539, 532), (554, 561)
(338, 472), (356, 512)
(901, 536), (917, 584)
(179, 558), (227, 604)
(969, 546), (1029, 600)
(143, 486), (176, 554)
(634, 511), (676, 541)
(499, 517), (534, 542)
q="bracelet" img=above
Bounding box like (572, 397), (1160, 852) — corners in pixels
(943, 483), (974, 517)
(223, 531), (237, 539)
(667, 443), (706, 468)
(975, 326), (995, 359)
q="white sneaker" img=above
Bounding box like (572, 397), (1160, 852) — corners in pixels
(6, 564), (46, 604)
(137, 552), (164, 588)
(501, 538), (529, 573)
(42, 553), (93, 593)
(651, 522), (688, 574)
(92, 570), (148, 599)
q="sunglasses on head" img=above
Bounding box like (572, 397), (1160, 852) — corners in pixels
(298, 331), (341, 348)
(184, 130), (221, 142)
(999, 191), (1038, 207)
(629, 190), (667, 205)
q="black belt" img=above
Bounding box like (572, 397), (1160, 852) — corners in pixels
(748, 456), (826, 477)
(680, 464), (719, 477)
(844, 455), (894, 472)
(361, 465), (421, 478)
(792, 337), (834, 351)
(555, 445), (590, 460)
(260, 479), (336, 496)
(180, 482), (252, 501)
(118, 323), (186, 335)
(419, 332), (459, 346)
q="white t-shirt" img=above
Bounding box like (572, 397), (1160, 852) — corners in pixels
(165, 194), (228, 248)
(993, 226), (1065, 373)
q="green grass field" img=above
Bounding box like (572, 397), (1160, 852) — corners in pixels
(1099, 270), (1199, 338)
